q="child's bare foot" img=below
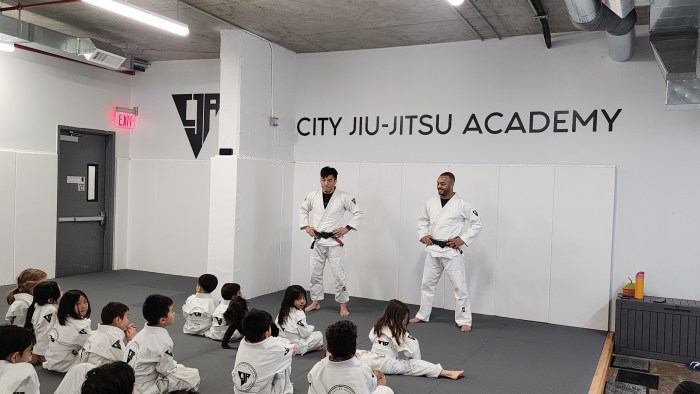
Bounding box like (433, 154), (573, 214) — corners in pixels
(460, 324), (472, 332)
(409, 317), (425, 323)
(339, 303), (350, 316)
(305, 301), (321, 312)
(440, 370), (465, 380)
(314, 343), (324, 351)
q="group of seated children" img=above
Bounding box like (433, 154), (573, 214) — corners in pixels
(2, 268), (201, 394)
(3, 268), (464, 394)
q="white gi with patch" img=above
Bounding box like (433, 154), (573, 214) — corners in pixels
(182, 293), (219, 336)
(53, 362), (94, 394)
(5, 293), (33, 326)
(205, 299), (238, 341)
(126, 324), (200, 394)
(356, 327), (442, 378)
(415, 194), (482, 326)
(43, 317), (93, 372)
(0, 360), (40, 394)
(30, 303), (58, 357)
(299, 189), (363, 303)
(276, 307), (323, 355)
(79, 324), (127, 366)
(232, 336), (295, 394)
(307, 356), (395, 394)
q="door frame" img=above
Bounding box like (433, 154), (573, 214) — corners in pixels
(56, 125), (116, 274)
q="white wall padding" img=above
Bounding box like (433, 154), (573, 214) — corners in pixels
(14, 153), (57, 279)
(207, 156), (238, 285)
(355, 164), (402, 300)
(233, 159), (289, 298)
(0, 151), (16, 286)
(127, 159), (210, 277)
(113, 158), (130, 271)
(290, 163), (322, 289)
(495, 166), (554, 323)
(549, 166), (615, 330)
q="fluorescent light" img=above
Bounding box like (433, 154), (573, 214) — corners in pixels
(82, 0), (189, 36)
(447, 0), (465, 5)
(0, 42), (15, 52)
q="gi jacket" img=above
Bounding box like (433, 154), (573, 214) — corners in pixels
(204, 299), (230, 340)
(307, 356), (378, 394)
(0, 360), (40, 394)
(126, 325), (183, 383)
(299, 189), (363, 247)
(31, 303), (58, 356)
(232, 336), (294, 394)
(367, 327), (420, 360)
(182, 293), (218, 335)
(43, 317), (93, 372)
(277, 307), (315, 339)
(5, 293), (32, 326)
(418, 193), (482, 258)
(79, 324), (127, 366)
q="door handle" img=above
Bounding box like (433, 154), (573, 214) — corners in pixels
(58, 211), (106, 226)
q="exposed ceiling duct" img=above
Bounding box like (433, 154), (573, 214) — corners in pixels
(565, 0), (637, 61)
(649, 0), (700, 110)
(0, 12), (148, 72)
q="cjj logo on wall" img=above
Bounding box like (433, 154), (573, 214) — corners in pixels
(296, 108), (622, 136)
(172, 94), (220, 158)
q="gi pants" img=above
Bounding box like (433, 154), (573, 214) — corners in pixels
(309, 244), (348, 303)
(415, 252), (472, 326)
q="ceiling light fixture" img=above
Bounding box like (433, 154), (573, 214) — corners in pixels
(82, 0), (189, 36)
(447, 0), (465, 5)
(0, 42), (15, 52)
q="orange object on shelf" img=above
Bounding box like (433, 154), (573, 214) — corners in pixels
(634, 271), (645, 300)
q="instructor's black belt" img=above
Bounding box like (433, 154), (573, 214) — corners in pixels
(311, 231), (344, 249)
(429, 238), (463, 254)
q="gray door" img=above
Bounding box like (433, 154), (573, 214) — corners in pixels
(56, 129), (112, 277)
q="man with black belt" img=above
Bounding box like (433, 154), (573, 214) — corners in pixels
(410, 172), (482, 332)
(300, 166), (363, 316)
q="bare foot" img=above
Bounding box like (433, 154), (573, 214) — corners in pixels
(460, 324), (472, 332)
(305, 301), (321, 312)
(314, 343), (324, 351)
(339, 303), (350, 316)
(440, 370), (465, 380)
(409, 317), (425, 323)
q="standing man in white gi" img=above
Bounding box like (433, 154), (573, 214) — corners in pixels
(410, 172), (482, 332)
(300, 166), (363, 316)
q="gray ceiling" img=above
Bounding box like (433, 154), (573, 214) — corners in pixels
(0, 0), (650, 62)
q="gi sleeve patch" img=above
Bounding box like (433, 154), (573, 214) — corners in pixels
(112, 340), (122, 350)
(296, 320), (305, 327)
(472, 210), (478, 216)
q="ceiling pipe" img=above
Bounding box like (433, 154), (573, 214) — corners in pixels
(0, 0), (80, 12)
(565, 0), (637, 61)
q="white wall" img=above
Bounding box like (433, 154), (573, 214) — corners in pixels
(126, 60), (220, 276)
(0, 49), (131, 284)
(293, 26), (700, 327)
(210, 31), (297, 297)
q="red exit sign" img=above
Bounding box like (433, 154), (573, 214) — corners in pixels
(115, 111), (136, 129)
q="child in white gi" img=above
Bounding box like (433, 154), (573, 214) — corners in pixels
(54, 362), (95, 394)
(205, 282), (241, 342)
(308, 320), (394, 394)
(5, 268), (47, 326)
(182, 273), (219, 335)
(24, 280), (61, 364)
(80, 302), (137, 366)
(126, 294), (200, 394)
(221, 295), (247, 349)
(43, 289), (93, 372)
(356, 299), (464, 380)
(233, 309), (297, 394)
(0, 325), (40, 394)
(275, 285), (323, 355)
(82, 361), (135, 394)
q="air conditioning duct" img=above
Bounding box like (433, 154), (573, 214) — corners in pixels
(649, 0), (700, 110)
(565, 0), (637, 61)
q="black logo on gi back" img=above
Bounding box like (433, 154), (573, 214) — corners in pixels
(172, 93), (220, 158)
(329, 385), (357, 393)
(234, 362), (257, 390)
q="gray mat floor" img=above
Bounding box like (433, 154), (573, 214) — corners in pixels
(1, 270), (606, 393)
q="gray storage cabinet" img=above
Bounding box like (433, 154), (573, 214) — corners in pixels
(615, 295), (700, 363)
